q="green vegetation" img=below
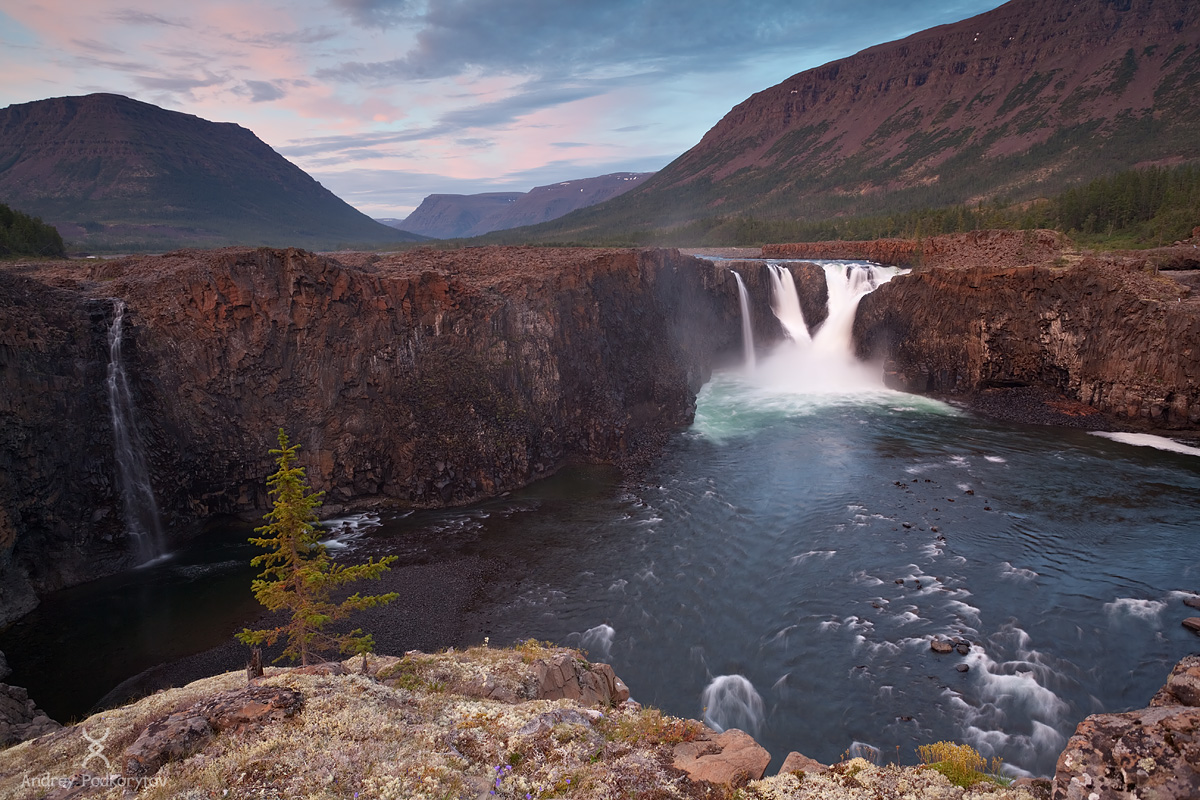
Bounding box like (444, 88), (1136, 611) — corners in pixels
(916, 741), (1006, 788)
(479, 163), (1198, 250)
(237, 429), (398, 665)
(0, 202), (65, 257)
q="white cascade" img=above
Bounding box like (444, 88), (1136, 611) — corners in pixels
(106, 300), (166, 562)
(767, 263), (811, 344)
(754, 260), (907, 393)
(729, 270), (756, 370)
(701, 674), (764, 737)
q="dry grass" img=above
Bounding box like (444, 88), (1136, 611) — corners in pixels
(0, 647), (1038, 800)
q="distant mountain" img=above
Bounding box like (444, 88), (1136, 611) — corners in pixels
(397, 173), (652, 239)
(511, 0), (1200, 243)
(0, 94), (424, 251)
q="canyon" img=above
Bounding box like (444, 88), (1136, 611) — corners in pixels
(2, 236), (1199, 629)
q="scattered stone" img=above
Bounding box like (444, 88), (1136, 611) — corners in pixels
(1012, 776), (1052, 799)
(533, 653), (629, 706)
(123, 685), (303, 777)
(902, 522), (913, 529)
(0, 682), (61, 747)
(1183, 594), (1200, 610)
(955, 642), (971, 655)
(956, 664), (970, 673)
(779, 750), (827, 774)
(930, 638), (954, 654)
(931, 526), (939, 533)
(1183, 617), (1200, 634)
(673, 728), (771, 785)
(965, 489), (974, 495)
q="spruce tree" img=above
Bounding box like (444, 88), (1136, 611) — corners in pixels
(238, 429), (398, 665)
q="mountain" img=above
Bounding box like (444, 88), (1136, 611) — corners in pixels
(507, 0), (1200, 243)
(0, 93), (424, 251)
(398, 173), (652, 239)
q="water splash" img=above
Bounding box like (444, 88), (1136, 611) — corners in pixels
(106, 300), (165, 562)
(701, 674), (764, 737)
(579, 623), (615, 661)
(729, 270), (755, 370)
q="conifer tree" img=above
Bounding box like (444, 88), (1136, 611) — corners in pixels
(238, 429), (398, 665)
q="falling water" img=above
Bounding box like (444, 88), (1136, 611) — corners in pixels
(766, 263), (811, 344)
(810, 262), (900, 356)
(754, 260), (906, 393)
(729, 270), (756, 370)
(106, 300), (166, 562)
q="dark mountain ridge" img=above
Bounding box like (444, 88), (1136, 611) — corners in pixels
(400, 172), (652, 239)
(0, 93), (423, 251)
(504, 0), (1200, 242)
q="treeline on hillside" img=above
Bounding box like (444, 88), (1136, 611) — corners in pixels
(0, 203), (65, 257)
(621, 164), (1200, 248)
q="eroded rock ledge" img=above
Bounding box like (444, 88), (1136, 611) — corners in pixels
(0, 247), (745, 624)
(2, 645), (1196, 799)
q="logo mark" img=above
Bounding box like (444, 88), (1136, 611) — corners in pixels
(81, 726), (111, 771)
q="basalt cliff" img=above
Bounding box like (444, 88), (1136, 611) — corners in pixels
(3, 239), (1200, 627)
(0, 247), (747, 627)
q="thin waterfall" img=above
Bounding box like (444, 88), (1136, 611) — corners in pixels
(729, 270), (756, 370)
(767, 263), (811, 344)
(106, 299), (165, 562)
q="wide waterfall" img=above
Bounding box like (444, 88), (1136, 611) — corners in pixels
(756, 260), (906, 393)
(106, 300), (166, 562)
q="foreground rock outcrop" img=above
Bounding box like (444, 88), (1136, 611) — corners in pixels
(0, 247), (745, 624)
(0, 644), (1039, 800)
(1053, 655), (1200, 799)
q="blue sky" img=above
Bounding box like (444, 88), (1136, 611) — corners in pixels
(0, 1), (1007, 217)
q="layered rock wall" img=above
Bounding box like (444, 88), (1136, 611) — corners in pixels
(763, 230), (1068, 268)
(0, 247), (743, 625)
(856, 257), (1200, 427)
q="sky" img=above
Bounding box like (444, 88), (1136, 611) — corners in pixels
(0, 0), (1008, 219)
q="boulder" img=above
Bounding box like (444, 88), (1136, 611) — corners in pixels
(779, 750), (827, 774)
(1183, 617), (1200, 634)
(1053, 656), (1200, 799)
(533, 653), (630, 706)
(930, 637), (954, 654)
(1052, 705), (1200, 799)
(1149, 654), (1200, 708)
(673, 728), (771, 786)
(0, 682), (61, 747)
(123, 685), (302, 777)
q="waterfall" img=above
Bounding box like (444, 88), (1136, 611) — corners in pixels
(106, 300), (166, 562)
(729, 270), (756, 370)
(767, 263), (811, 344)
(754, 260), (907, 393)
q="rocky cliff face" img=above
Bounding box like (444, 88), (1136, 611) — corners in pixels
(0, 247), (743, 625)
(763, 230), (1069, 269)
(856, 254), (1200, 427)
